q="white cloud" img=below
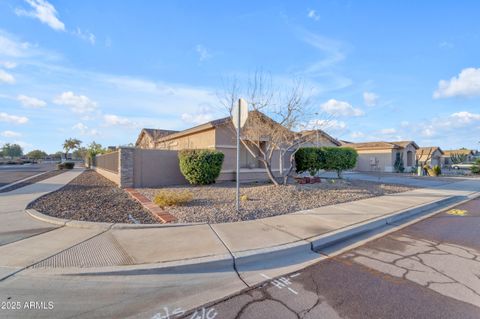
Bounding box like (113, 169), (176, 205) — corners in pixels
(0, 32), (31, 57)
(303, 119), (347, 136)
(350, 131), (365, 139)
(378, 128), (397, 135)
(0, 69), (15, 84)
(73, 28), (96, 45)
(409, 111), (480, 139)
(450, 111), (480, 123)
(433, 68), (480, 98)
(53, 91), (97, 113)
(320, 99), (364, 117)
(0, 61), (17, 69)
(0, 112), (29, 124)
(72, 122), (99, 136)
(1, 130), (21, 138)
(195, 45), (212, 62)
(300, 30), (346, 74)
(181, 105), (215, 125)
(181, 113), (213, 125)
(363, 91), (379, 107)
(17, 94), (46, 108)
(15, 0), (65, 31)
(307, 9), (320, 21)
(103, 114), (136, 128)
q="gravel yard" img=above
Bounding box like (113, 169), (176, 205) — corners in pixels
(28, 170), (158, 224)
(138, 179), (415, 223)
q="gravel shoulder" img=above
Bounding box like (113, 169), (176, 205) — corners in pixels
(28, 170), (158, 224)
(138, 179), (416, 223)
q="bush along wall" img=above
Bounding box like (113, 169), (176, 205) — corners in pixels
(295, 146), (358, 178)
(294, 147), (325, 176)
(178, 149), (225, 185)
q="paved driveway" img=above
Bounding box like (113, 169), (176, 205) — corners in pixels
(319, 171), (466, 188)
(0, 162), (57, 187)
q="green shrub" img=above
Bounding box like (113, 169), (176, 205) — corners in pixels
(394, 153), (405, 173)
(322, 147), (358, 178)
(63, 162), (75, 169)
(295, 147), (357, 178)
(433, 165), (441, 176)
(57, 162), (75, 170)
(178, 149), (224, 185)
(154, 190), (193, 207)
(295, 147), (325, 176)
(471, 159), (480, 174)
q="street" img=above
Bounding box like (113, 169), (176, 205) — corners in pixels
(182, 197), (480, 319)
(0, 163), (57, 188)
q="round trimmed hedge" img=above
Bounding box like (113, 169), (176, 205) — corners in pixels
(295, 146), (358, 178)
(178, 149), (225, 185)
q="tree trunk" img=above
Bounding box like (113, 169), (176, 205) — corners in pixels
(262, 160), (279, 186)
(337, 169), (342, 178)
(282, 152), (296, 185)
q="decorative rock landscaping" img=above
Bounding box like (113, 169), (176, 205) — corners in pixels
(28, 170), (158, 224)
(138, 179), (416, 223)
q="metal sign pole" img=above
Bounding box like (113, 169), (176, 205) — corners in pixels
(236, 99), (241, 212)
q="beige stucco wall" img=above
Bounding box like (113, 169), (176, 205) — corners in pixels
(132, 149), (187, 187)
(137, 133), (154, 149)
(156, 128), (216, 150)
(397, 144), (417, 170)
(92, 166), (120, 185)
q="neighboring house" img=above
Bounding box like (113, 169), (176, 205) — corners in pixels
(442, 149), (475, 166)
(342, 141), (418, 173)
(135, 111), (340, 182)
(417, 146), (444, 167)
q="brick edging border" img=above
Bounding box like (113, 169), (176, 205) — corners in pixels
(125, 188), (177, 224)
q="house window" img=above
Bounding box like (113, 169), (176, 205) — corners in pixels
(240, 143), (259, 168)
(406, 150), (413, 166)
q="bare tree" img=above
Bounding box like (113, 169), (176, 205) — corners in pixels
(416, 148), (433, 167)
(219, 71), (330, 186)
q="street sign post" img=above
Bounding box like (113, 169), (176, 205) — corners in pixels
(233, 98), (248, 212)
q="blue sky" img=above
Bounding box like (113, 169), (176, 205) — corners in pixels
(0, 0), (479, 153)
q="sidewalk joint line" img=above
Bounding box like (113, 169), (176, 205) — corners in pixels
(208, 223), (250, 288)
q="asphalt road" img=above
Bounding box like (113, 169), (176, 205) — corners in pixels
(0, 162), (57, 187)
(185, 197), (480, 319)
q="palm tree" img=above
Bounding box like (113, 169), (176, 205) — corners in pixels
(62, 138), (82, 160)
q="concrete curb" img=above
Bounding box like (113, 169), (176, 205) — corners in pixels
(25, 208), (205, 229)
(25, 209), (67, 226)
(27, 253), (235, 275)
(233, 240), (314, 267)
(309, 195), (463, 250)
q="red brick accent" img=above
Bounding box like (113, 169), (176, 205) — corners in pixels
(125, 188), (177, 224)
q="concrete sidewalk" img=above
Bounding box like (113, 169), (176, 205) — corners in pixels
(1, 169), (480, 318)
(1, 169), (479, 281)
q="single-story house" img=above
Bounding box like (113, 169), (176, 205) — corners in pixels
(441, 149), (475, 166)
(341, 140), (419, 172)
(135, 111), (341, 182)
(417, 146), (444, 167)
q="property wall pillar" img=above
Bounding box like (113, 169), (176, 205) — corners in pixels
(119, 147), (135, 188)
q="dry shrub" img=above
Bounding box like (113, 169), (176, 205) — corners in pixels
(154, 190), (193, 207)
